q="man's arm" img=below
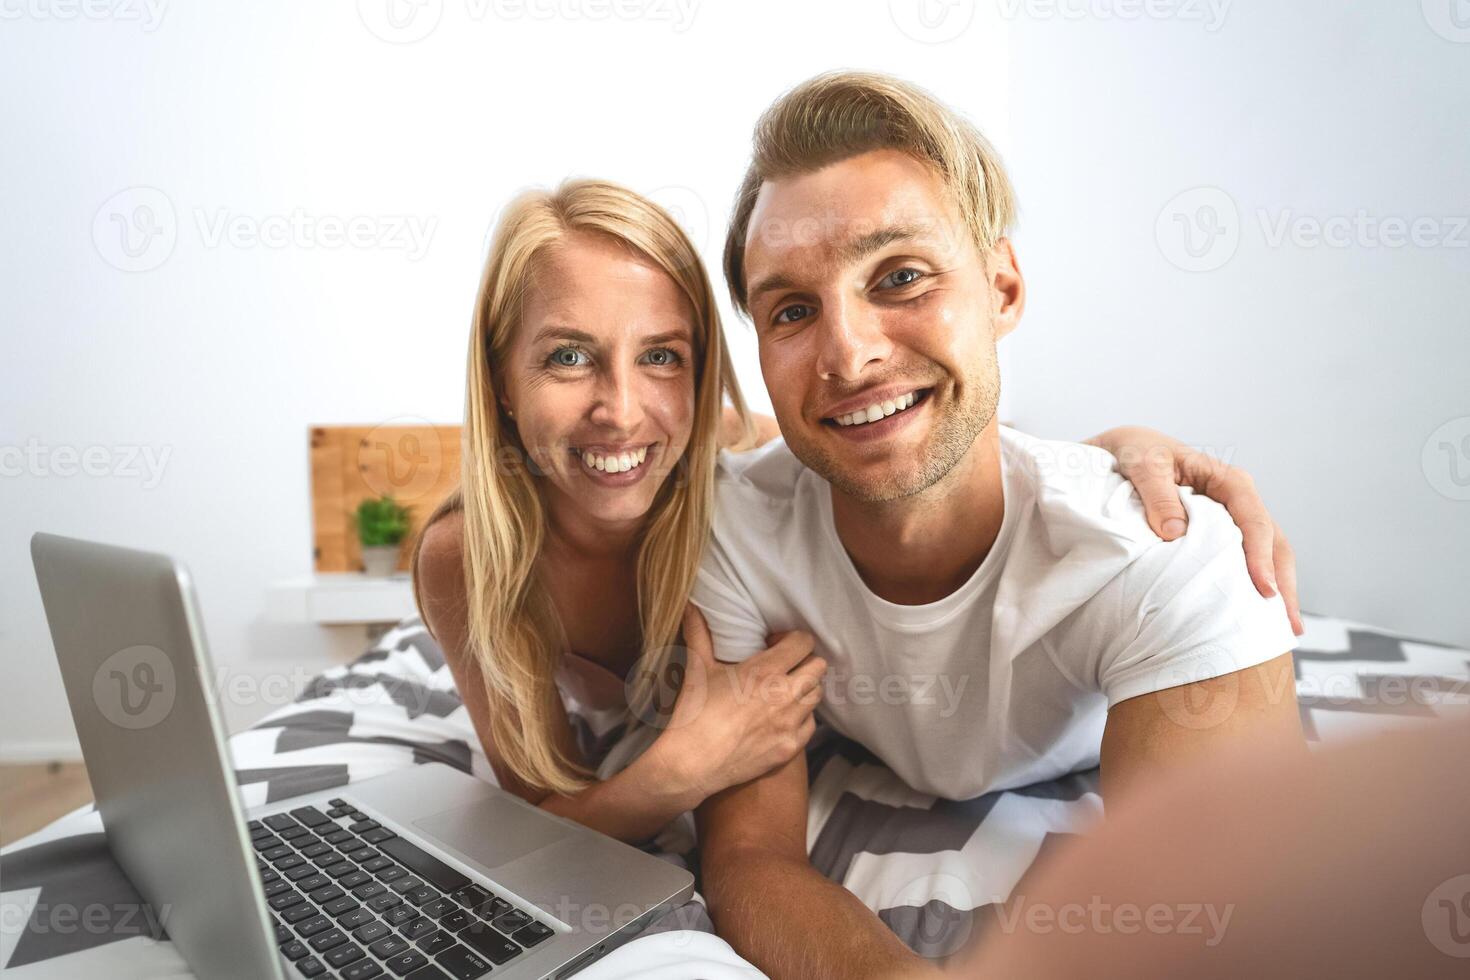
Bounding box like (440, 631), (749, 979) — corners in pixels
(1100, 652), (1305, 805)
(697, 754), (940, 980)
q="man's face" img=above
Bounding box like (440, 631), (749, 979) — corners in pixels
(741, 149), (1023, 502)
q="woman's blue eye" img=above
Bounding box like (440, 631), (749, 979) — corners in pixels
(879, 267), (923, 289)
(550, 347), (588, 368)
(774, 304), (814, 325)
(642, 347), (682, 367)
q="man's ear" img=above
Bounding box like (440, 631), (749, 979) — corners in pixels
(988, 238), (1026, 340)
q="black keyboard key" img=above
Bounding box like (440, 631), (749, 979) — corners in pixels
(368, 893), (404, 913)
(280, 939), (310, 960)
(296, 915), (332, 938)
(291, 806), (332, 828)
(349, 819), (381, 833)
(416, 929), (455, 957)
(323, 829), (355, 846)
(390, 877), (424, 896)
(435, 943), (493, 979)
(329, 798), (348, 807)
(346, 847), (379, 864)
(264, 813), (298, 832)
(512, 920), (553, 947)
(285, 864), (318, 882)
(385, 904), (421, 926)
(325, 896), (361, 917)
(318, 853), (353, 871)
(448, 885), (491, 908)
(353, 919), (392, 944)
(280, 825), (312, 841)
(368, 934), (411, 958)
(275, 922), (293, 943)
(376, 838), (470, 893)
(354, 882), (388, 901)
(299, 842), (333, 860)
(283, 904), (320, 924)
(273, 854), (306, 871)
(260, 868), (280, 884)
(360, 827), (397, 845)
(326, 941), (367, 968)
(326, 860), (360, 879)
(340, 870), (371, 889)
(400, 916), (434, 940)
(269, 892), (305, 912)
(407, 965), (453, 980)
(360, 856), (393, 873)
(295, 955), (326, 976)
(377, 866), (409, 884)
(421, 897), (456, 920)
(405, 885), (439, 906)
(253, 836), (284, 852)
(249, 819), (265, 832)
(308, 928), (349, 953)
(492, 910), (531, 933)
(307, 883), (342, 903)
(472, 897), (510, 919)
(385, 950), (429, 975)
(339, 907), (375, 930)
(343, 958), (386, 979)
(264, 879), (293, 898)
(438, 908), (473, 933)
(262, 845), (292, 861)
(460, 921), (522, 964)
(328, 806), (353, 818)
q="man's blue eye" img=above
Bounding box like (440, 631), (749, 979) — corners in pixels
(551, 347), (588, 367)
(775, 304), (814, 325)
(880, 268), (923, 289)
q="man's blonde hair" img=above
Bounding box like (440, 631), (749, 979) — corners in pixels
(723, 70), (1017, 314)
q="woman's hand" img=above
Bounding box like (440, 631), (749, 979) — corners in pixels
(656, 605), (826, 800)
(1086, 426), (1303, 636)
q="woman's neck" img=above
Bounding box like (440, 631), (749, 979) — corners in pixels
(541, 492), (643, 563)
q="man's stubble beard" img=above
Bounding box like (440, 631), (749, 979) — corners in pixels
(792, 360), (1002, 504)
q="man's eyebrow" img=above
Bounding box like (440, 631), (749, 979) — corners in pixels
(746, 225), (924, 303)
(836, 225), (922, 265)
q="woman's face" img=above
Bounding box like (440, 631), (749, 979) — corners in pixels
(499, 231), (698, 530)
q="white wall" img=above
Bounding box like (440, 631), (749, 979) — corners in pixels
(0, 1), (1009, 759)
(1001, 2), (1470, 648)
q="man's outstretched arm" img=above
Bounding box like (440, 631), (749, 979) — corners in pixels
(697, 753), (942, 980)
(1100, 651), (1305, 805)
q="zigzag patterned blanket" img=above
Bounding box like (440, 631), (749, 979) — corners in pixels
(3, 614), (1467, 977)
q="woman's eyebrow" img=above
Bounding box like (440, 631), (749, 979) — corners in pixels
(531, 325), (597, 345)
(642, 330), (692, 346)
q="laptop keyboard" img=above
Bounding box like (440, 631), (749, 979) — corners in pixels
(250, 798), (554, 979)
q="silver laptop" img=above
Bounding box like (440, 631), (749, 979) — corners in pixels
(30, 533), (693, 980)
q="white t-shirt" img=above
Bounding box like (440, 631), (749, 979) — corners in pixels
(690, 426), (1299, 800)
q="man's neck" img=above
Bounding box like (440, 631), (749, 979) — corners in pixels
(829, 419), (1005, 606)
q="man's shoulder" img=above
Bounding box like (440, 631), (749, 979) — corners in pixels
(708, 439), (823, 556)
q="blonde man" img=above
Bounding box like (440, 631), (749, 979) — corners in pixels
(692, 72), (1304, 979)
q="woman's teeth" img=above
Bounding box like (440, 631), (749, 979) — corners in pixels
(580, 446), (648, 473)
(833, 390), (920, 427)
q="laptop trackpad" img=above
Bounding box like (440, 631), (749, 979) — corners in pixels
(413, 797), (572, 870)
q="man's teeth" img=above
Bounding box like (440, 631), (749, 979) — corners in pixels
(580, 446), (649, 473)
(832, 391), (920, 427)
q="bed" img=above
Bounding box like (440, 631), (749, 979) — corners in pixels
(3, 612), (1467, 978)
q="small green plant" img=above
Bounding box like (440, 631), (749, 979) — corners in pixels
(354, 496), (412, 548)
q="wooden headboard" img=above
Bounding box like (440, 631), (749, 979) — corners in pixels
(309, 424), (461, 572)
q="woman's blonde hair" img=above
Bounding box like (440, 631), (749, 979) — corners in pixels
(413, 179), (751, 796)
(723, 70), (1017, 314)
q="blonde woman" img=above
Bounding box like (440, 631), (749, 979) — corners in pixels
(413, 179), (1298, 844)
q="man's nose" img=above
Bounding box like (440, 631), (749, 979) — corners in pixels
(589, 365), (643, 431)
(815, 295), (892, 381)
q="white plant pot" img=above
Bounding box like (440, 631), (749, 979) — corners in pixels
(360, 544), (401, 577)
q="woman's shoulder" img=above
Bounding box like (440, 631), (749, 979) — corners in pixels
(413, 497), (468, 640)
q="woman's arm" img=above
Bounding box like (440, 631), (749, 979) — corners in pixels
(1087, 426), (1303, 635)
